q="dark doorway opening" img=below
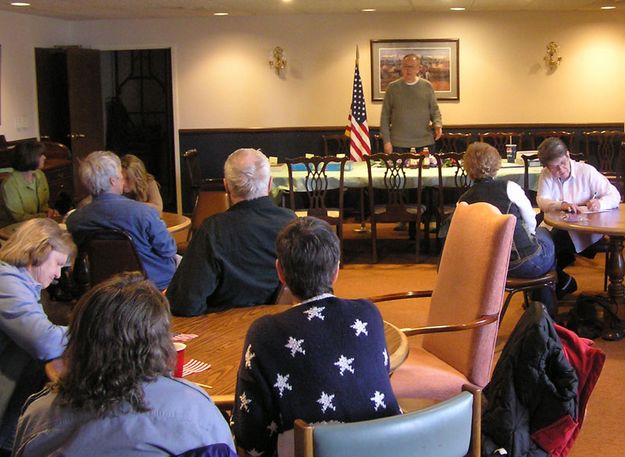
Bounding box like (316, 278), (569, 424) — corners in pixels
(101, 49), (176, 211)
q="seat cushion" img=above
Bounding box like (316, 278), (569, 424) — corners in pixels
(390, 345), (470, 401)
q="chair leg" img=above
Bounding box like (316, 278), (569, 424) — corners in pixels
(371, 220), (378, 263)
(499, 289), (517, 328)
(604, 249), (610, 291)
(415, 220), (421, 264)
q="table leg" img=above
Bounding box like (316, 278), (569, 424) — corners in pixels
(606, 235), (625, 304)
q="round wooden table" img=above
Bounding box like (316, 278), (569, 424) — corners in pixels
(171, 304), (408, 408)
(544, 204), (625, 302)
(0, 212), (190, 240)
(46, 305), (408, 411)
(161, 211), (191, 234)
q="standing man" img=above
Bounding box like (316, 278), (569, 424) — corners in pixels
(380, 54), (443, 153)
(66, 151), (177, 291)
(167, 148), (295, 316)
(537, 137), (621, 297)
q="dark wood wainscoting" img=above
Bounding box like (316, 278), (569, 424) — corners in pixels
(179, 122), (623, 212)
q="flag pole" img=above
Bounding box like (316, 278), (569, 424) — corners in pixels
(351, 44), (370, 234)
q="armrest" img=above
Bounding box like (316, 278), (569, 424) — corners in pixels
(401, 313), (499, 337)
(367, 290), (433, 303)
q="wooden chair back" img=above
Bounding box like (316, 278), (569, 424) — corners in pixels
(76, 229), (145, 289)
(479, 132), (524, 157)
(583, 130), (625, 174)
(530, 130), (575, 152)
(321, 134), (349, 156)
(437, 132), (473, 154)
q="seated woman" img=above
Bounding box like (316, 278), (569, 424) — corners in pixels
(459, 142), (556, 312)
(233, 217), (400, 457)
(1, 142), (59, 226)
(12, 272), (235, 457)
(0, 218), (76, 454)
(122, 154), (163, 213)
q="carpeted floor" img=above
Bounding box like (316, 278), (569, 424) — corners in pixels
(334, 222), (625, 457)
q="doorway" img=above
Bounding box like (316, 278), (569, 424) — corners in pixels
(100, 49), (176, 211)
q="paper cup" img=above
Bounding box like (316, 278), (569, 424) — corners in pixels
(505, 144), (517, 163)
(174, 342), (186, 378)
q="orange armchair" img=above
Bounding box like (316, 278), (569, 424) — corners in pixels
(369, 202), (515, 401)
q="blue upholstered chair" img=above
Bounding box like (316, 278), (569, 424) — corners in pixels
(294, 385), (480, 457)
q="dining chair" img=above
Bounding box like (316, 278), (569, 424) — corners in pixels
(479, 132), (524, 157)
(73, 229), (146, 293)
(368, 202), (515, 401)
(294, 385), (481, 457)
(177, 189), (229, 255)
(436, 132), (473, 154)
(285, 155), (347, 263)
(582, 130), (625, 200)
(431, 152), (471, 251)
(365, 152), (427, 263)
(321, 134), (349, 156)
(530, 130), (575, 152)
(183, 148), (225, 202)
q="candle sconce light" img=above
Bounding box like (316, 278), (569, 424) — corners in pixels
(544, 41), (562, 69)
(269, 46), (287, 75)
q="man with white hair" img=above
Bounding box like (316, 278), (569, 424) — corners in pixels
(167, 148), (295, 316)
(66, 151), (177, 290)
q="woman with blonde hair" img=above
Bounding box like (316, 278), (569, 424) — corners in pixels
(459, 142), (556, 313)
(0, 218), (76, 454)
(121, 154), (163, 213)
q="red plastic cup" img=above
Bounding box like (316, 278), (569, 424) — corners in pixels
(174, 342), (186, 377)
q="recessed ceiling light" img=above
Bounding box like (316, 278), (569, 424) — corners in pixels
(213, 12), (229, 16)
(362, 8), (376, 12)
(450, 7), (466, 11)
(600, 5), (616, 9)
(11, 2), (31, 6)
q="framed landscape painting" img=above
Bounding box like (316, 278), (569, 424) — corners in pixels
(370, 39), (459, 101)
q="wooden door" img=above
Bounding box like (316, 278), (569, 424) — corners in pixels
(36, 47), (104, 200)
(66, 48), (104, 199)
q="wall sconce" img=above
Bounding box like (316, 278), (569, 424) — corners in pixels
(269, 46), (287, 75)
(544, 41), (562, 69)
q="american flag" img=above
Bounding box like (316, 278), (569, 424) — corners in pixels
(347, 53), (371, 162)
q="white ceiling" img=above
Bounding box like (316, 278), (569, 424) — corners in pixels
(1, 0), (623, 21)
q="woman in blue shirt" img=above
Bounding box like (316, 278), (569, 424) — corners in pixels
(0, 218), (76, 453)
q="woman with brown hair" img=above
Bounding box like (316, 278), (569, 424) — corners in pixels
(0, 142), (59, 226)
(0, 218), (76, 454)
(12, 272), (234, 457)
(459, 142), (556, 313)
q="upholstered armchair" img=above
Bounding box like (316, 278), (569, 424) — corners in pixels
(369, 202), (515, 401)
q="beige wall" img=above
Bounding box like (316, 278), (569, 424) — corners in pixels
(0, 11), (71, 141)
(71, 11), (625, 129)
(1, 9), (624, 141)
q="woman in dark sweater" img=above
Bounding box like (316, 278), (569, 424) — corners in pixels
(459, 142), (555, 309)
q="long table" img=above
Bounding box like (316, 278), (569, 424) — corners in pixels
(271, 157), (542, 192)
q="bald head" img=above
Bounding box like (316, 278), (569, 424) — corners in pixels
(223, 148), (271, 202)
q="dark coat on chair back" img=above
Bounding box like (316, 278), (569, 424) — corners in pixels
(481, 302), (578, 457)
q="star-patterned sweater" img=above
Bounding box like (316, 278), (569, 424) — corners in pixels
(232, 295), (401, 456)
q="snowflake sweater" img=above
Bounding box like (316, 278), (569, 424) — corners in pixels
(232, 295), (401, 456)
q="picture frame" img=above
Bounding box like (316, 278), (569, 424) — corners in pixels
(370, 39), (459, 101)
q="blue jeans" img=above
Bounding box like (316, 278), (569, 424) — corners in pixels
(508, 227), (555, 278)
(508, 227), (557, 313)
